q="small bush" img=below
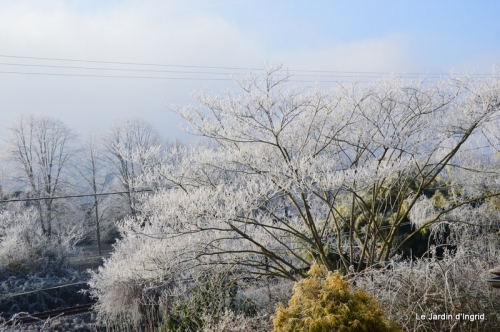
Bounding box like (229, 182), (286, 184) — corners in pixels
(0, 206), (89, 319)
(200, 309), (270, 332)
(0, 207), (81, 274)
(355, 204), (500, 332)
(357, 247), (500, 331)
(161, 269), (259, 332)
(272, 264), (400, 332)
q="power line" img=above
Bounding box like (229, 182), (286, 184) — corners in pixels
(0, 54), (261, 71)
(0, 62), (479, 79)
(0, 54), (493, 76)
(0, 62), (235, 75)
(0, 282), (88, 300)
(1, 189), (153, 203)
(0, 71), (387, 83)
(0, 71), (233, 81)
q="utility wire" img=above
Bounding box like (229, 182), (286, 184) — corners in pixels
(0, 71), (233, 81)
(0, 54), (262, 71)
(1, 189), (153, 203)
(0, 282), (88, 300)
(0, 71), (386, 83)
(0, 62), (235, 75)
(0, 54), (493, 76)
(0, 62), (481, 79)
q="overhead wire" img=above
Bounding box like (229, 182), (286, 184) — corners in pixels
(0, 54), (261, 71)
(0, 62), (447, 78)
(0, 71), (388, 83)
(0, 54), (493, 81)
(0, 60), (483, 78)
(0, 189), (153, 203)
(0, 62), (236, 75)
(0, 282), (89, 300)
(0, 71), (235, 81)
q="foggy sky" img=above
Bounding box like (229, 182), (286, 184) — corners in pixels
(0, 0), (498, 143)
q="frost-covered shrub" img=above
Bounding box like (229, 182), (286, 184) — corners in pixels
(272, 264), (400, 332)
(88, 177), (297, 327)
(200, 309), (270, 332)
(356, 203), (500, 332)
(0, 207), (81, 274)
(90, 218), (287, 330)
(356, 246), (500, 331)
(160, 269), (260, 332)
(0, 206), (88, 319)
(88, 219), (196, 325)
(356, 250), (500, 332)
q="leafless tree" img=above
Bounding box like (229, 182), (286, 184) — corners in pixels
(76, 132), (111, 254)
(6, 114), (76, 236)
(101, 118), (162, 216)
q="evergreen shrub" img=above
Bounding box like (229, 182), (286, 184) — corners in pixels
(272, 264), (400, 332)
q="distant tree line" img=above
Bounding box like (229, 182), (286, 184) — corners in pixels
(0, 115), (173, 263)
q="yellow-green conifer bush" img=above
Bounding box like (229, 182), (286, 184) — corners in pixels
(272, 264), (400, 332)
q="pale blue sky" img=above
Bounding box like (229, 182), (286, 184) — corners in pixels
(0, 0), (498, 141)
(210, 0), (499, 59)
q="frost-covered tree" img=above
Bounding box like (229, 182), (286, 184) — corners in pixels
(90, 67), (500, 325)
(75, 132), (113, 254)
(159, 66), (500, 273)
(6, 114), (76, 236)
(101, 118), (162, 216)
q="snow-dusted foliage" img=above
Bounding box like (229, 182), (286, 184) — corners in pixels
(89, 67), (500, 326)
(0, 205), (82, 274)
(356, 211), (500, 331)
(101, 117), (163, 216)
(0, 204), (89, 318)
(200, 310), (270, 332)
